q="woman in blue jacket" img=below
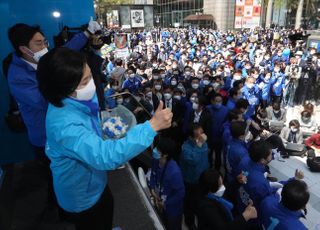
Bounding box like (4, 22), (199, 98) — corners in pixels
(37, 48), (173, 230)
(150, 137), (185, 230)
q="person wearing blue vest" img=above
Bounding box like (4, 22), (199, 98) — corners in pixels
(207, 93), (229, 169)
(226, 121), (248, 184)
(37, 48), (173, 230)
(271, 63), (286, 104)
(197, 169), (258, 230)
(150, 137), (185, 230)
(257, 70), (274, 108)
(260, 179), (309, 230)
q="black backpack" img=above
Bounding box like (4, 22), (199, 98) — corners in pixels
(306, 150), (320, 172)
(2, 53), (26, 132)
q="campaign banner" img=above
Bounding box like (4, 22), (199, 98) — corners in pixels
(114, 33), (130, 59)
(235, 0), (261, 29)
(131, 9), (145, 28)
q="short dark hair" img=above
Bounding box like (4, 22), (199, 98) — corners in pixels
(249, 140), (272, 163)
(230, 121), (247, 139)
(236, 98), (249, 110)
(228, 108), (242, 121)
(157, 136), (176, 160)
(115, 58), (123, 66)
(200, 169), (222, 195)
(229, 87), (240, 98)
(189, 123), (203, 138)
(37, 48), (86, 107)
(8, 23), (44, 57)
(281, 180), (310, 211)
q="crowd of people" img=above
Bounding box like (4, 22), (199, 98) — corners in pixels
(3, 21), (320, 230)
(103, 28), (320, 230)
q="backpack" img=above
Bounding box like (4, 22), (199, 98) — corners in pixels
(2, 53), (26, 132)
(306, 150), (320, 172)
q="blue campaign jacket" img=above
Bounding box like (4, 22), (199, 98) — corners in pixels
(260, 194), (307, 230)
(226, 139), (248, 183)
(236, 157), (277, 217)
(7, 32), (88, 147)
(45, 95), (157, 212)
(257, 76), (275, 101)
(150, 159), (185, 218)
(104, 88), (116, 109)
(242, 85), (260, 117)
(226, 98), (236, 111)
(207, 104), (229, 141)
(180, 139), (209, 184)
(271, 72), (286, 96)
(122, 76), (142, 94)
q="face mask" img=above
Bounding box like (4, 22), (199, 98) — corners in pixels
(164, 93), (172, 100)
(75, 78), (96, 101)
(152, 148), (160, 160)
(290, 127), (298, 132)
(246, 83), (254, 89)
(192, 83), (199, 89)
(172, 65), (177, 69)
(129, 74), (135, 79)
(185, 71), (191, 76)
(302, 116), (310, 123)
(203, 80), (210, 85)
(112, 85), (119, 91)
(161, 74), (166, 79)
(153, 75), (159, 80)
(233, 75), (242, 81)
(171, 80), (177, 86)
(214, 185), (226, 197)
(155, 85), (162, 91)
(192, 103), (199, 110)
(173, 95), (181, 100)
(28, 47), (48, 63)
(146, 92), (153, 98)
(274, 68), (280, 73)
(117, 98), (123, 105)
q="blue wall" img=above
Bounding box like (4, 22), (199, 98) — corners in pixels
(0, 0), (94, 164)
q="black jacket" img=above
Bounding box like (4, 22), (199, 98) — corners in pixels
(198, 197), (253, 230)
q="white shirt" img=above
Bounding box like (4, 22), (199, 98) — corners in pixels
(22, 58), (38, 70)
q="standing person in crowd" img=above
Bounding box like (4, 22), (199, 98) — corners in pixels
(110, 58), (126, 85)
(150, 137), (185, 230)
(207, 93), (229, 169)
(180, 123), (209, 230)
(37, 48), (173, 230)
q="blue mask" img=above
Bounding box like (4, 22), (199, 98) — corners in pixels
(152, 148), (160, 159)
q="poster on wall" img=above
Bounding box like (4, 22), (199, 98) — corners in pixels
(106, 10), (119, 28)
(114, 33), (130, 59)
(131, 9), (144, 28)
(234, 0), (261, 29)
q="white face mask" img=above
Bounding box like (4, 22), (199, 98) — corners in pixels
(28, 47), (48, 63)
(153, 75), (159, 80)
(192, 83), (199, 89)
(75, 78), (96, 101)
(173, 95), (181, 100)
(233, 75), (242, 81)
(203, 80), (210, 85)
(155, 85), (162, 91)
(117, 98), (123, 105)
(192, 103), (199, 110)
(214, 185), (226, 197)
(246, 83), (254, 89)
(171, 80), (177, 86)
(164, 93), (172, 100)
(146, 92), (153, 98)
(291, 127), (298, 132)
